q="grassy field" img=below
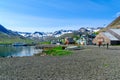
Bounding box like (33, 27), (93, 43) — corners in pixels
(0, 37), (34, 45)
(0, 32), (34, 45)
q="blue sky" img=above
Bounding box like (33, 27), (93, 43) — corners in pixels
(0, 0), (120, 32)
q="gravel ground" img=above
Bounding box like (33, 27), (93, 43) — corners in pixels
(0, 45), (120, 80)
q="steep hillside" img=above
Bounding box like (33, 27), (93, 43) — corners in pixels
(0, 24), (33, 44)
(0, 24), (21, 36)
(100, 16), (120, 32)
(0, 24), (9, 33)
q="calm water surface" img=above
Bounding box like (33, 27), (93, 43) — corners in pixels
(0, 45), (42, 57)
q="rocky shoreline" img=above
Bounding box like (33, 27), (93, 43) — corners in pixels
(0, 46), (120, 80)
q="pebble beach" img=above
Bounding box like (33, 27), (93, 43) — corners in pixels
(0, 45), (120, 80)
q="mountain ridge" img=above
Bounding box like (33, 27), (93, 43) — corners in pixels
(0, 24), (21, 37)
(0, 24), (33, 44)
(100, 16), (120, 32)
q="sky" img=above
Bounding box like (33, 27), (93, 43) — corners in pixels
(0, 0), (120, 32)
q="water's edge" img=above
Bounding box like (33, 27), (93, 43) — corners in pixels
(0, 45), (42, 57)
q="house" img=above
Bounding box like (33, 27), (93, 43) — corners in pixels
(76, 35), (87, 45)
(65, 37), (75, 45)
(76, 38), (86, 45)
(93, 29), (120, 45)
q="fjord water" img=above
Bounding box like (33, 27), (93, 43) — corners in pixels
(0, 45), (41, 57)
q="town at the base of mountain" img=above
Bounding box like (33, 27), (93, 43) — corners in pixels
(0, 16), (120, 45)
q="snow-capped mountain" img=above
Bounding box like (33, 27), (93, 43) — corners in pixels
(17, 27), (101, 39)
(17, 32), (47, 38)
(17, 30), (74, 38)
(31, 32), (47, 37)
(79, 27), (104, 33)
(53, 30), (73, 37)
(17, 32), (31, 37)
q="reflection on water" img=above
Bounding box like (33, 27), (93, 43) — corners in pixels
(0, 45), (42, 57)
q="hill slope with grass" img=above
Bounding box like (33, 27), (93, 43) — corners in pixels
(0, 24), (33, 44)
(100, 16), (120, 32)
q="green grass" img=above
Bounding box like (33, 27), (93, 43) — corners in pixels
(0, 37), (34, 45)
(44, 46), (72, 56)
(0, 32), (35, 45)
(40, 41), (51, 44)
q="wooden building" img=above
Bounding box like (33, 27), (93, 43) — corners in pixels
(65, 37), (75, 45)
(93, 29), (120, 45)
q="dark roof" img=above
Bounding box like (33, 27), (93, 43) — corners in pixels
(67, 38), (75, 42)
